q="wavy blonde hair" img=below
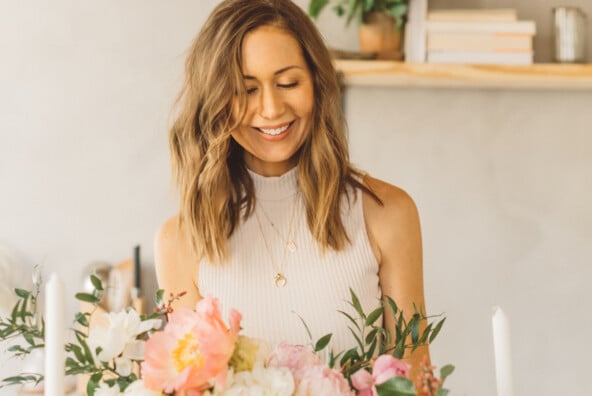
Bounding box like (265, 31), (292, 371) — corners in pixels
(170, 0), (378, 263)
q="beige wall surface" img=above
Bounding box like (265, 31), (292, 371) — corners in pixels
(1, 1), (591, 395)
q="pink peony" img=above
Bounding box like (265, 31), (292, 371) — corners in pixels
(267, 342), (323, 374)
(351, 355), (411, 396)
(268, 343), (352, 395)
(141, 296), (241, 395)
(295, 365), (354, 396)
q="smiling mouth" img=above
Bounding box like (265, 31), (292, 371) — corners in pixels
(256, 121), (294, 136)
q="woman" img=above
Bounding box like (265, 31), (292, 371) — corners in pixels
(155, 0), (429, 384)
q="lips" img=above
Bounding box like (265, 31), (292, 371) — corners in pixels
(255, 121), (294, 136)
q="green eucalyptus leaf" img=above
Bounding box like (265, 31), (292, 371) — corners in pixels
(70, 344), (86, 363)
(436, 389), (450, 396)
(75, 312), (89, 327)
(314, 333), (332, 352)
(90, 274), (104, 291)
(375, 376), (416, 396)
(75, 293), (100, 304)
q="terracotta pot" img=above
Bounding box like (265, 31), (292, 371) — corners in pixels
(358, 12), (403, 59)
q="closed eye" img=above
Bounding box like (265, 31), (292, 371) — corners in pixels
(278, 82), (298, 89)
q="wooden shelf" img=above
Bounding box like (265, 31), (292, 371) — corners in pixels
(334, 60), (592, 90)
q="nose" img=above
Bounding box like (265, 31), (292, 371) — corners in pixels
(259, 86), (284, 119)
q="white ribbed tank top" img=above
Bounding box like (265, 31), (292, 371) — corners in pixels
(198, 167), (381, 353)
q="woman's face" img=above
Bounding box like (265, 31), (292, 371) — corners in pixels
(231, 25), (314, 176)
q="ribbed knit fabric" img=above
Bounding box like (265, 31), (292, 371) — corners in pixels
(198, 167), (381, 353)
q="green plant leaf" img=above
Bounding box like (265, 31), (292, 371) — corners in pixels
(388, 3), (408, 19)
(338, 310), (361, 331)
(365, 307), (383, 327)
(349, 288), (366, 319)
(90, 274), (104, 291)
(417, 322), (432, 345)
(365, 327), (379, 344)
(75, 312), (89, 327)
(366, 336), (378, 358)
(314, 333), (332, 352)
(385, 295), (398, 316)
(75, 293), (100, 304)
(436, 389), (449, 396)
(340, 347), (360, 367)
(440, 364), (455, 382)
(308, 0), (330, 19)
(14, 288), (31, 299)
(375, 376), (416, 395)
(348, 327), (364, 352)
(294, 312), (313, 342)
(155, 289), (165, 307)
(429, 318), (446, 344)
(333, 4), (345, 17)
(410, 314), (420, 344)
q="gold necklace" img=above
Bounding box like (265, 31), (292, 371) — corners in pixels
(257, 201), (298, 252)
(254, 194), (299, 288)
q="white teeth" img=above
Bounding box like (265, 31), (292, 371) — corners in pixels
(259, 123), (290, 136)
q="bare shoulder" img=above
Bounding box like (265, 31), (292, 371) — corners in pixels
(361, 175), (421, 254)
(154, 214), (201, 309)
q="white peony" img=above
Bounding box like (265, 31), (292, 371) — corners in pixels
(87, 308), (161, 370)
(123, 380), (162, 396)
(205, 365), (294, 396)
(94, 382), (121, 396)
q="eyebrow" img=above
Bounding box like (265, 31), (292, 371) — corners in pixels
(243, 65), (303, 80)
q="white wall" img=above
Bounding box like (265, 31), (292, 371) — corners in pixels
(1, 1), (591, 395)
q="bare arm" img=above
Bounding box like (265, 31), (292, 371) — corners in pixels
(154, 215), (201, 311)
(362, 176), (429, 391)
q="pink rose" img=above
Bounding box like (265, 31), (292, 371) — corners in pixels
(351, 355), (411, 396)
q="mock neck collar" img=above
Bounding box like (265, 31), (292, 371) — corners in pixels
(247, 167), (299, 200)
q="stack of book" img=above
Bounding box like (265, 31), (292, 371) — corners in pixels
(425, 9), (536, 65)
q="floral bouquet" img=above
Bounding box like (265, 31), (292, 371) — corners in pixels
(0, 273), (453, 396)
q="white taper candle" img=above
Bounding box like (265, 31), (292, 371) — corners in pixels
(492, 306), (513, 396)
(44, 273), (65, 396)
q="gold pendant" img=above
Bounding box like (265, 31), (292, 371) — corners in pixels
(287, 240), (297, 252)
(274, 273), (287, 287)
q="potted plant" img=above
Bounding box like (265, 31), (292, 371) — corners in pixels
(308, 0), (408, 59)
